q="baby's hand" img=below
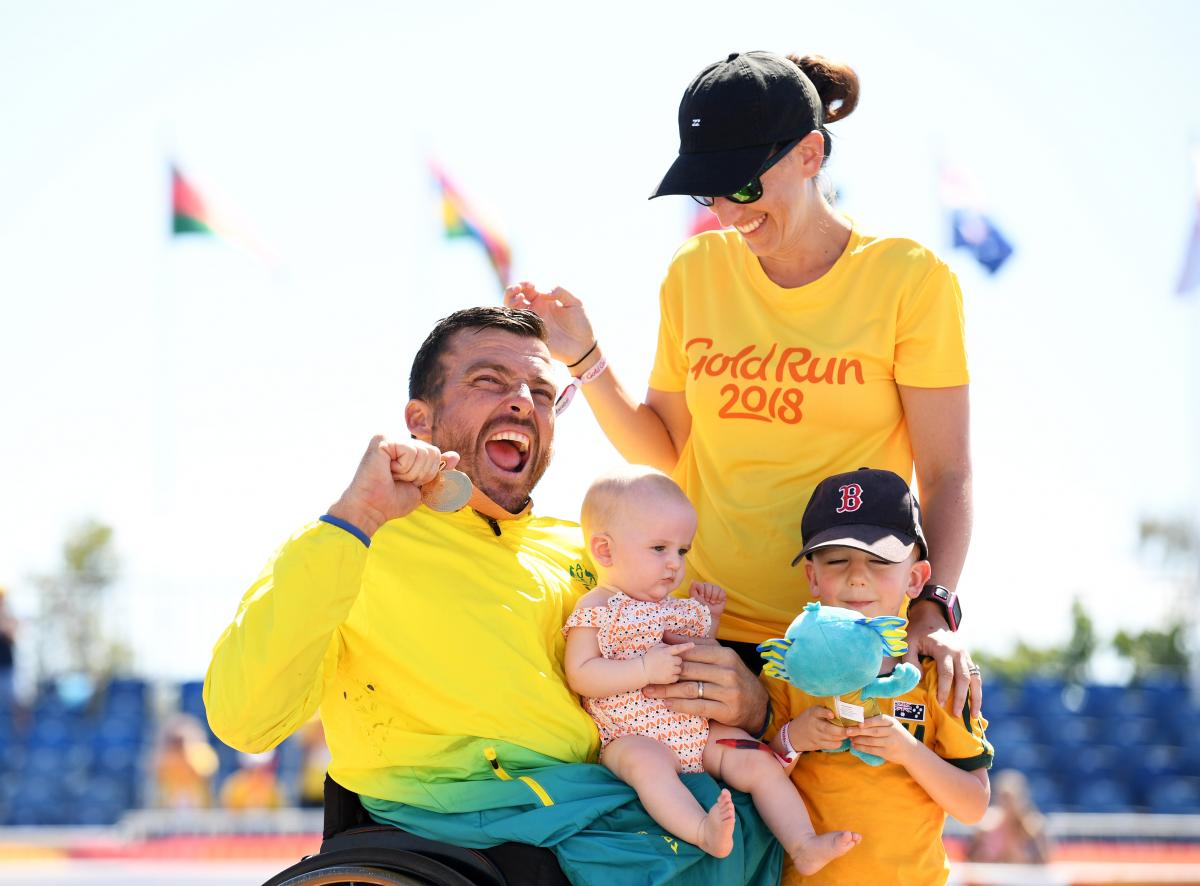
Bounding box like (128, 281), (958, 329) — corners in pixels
(788, 706), (851, 752)
(689, 581), (726, 618)
(642, 642), (693, 685)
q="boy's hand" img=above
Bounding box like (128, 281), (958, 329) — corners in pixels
(641, 642), (693, 685)
(688, 581), (726, 618)
(788, 706), (851, 752)
(845, 714), (921, 766)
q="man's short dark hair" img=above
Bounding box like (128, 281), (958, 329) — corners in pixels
(408, 306), (548, 401)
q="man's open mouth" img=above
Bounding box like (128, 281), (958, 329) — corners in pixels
(484, 430), (531, 473)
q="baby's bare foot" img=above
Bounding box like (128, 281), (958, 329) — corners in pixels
(696, 788), (736, 858)
(791, 830), (860, 875)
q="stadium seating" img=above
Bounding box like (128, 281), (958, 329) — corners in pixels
(0, 674), (1197, 823)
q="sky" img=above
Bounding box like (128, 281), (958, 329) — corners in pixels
(2, 1), (1199, 683)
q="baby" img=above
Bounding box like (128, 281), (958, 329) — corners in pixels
(563, 466), (858, 873)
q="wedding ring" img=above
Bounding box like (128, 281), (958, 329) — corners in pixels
(696, 681), (705, 699)
(968, 665), (982, 677)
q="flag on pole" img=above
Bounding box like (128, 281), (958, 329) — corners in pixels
(172, 165), (217, 235)
(939, 164), (1013, 275)
(169, 164), (276, 264)
(431, 164), (512, 293)
(687, 204), (723, 238)
(1177, 146), (1200, 296)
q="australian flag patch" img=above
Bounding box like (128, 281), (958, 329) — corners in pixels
(893, 701), (926, 722)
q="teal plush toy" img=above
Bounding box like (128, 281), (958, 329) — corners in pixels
(758, 602), (921, 766)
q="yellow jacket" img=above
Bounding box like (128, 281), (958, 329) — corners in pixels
(204, 508), (600, 807)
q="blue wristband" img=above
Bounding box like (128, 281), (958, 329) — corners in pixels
(319, 514), (371, 548)
(753, 699), (773, 740)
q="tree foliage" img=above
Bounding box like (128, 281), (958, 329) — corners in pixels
(34, 519), (129, 680)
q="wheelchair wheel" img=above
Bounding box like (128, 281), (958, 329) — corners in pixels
(269, 866), (434, 885)
(264, 848), (483, 886)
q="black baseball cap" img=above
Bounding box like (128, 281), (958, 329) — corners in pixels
(791, 468), (929, 566)
(650, 51), (824, 200)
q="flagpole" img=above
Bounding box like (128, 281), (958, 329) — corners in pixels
(1184, 143), (1200, 705)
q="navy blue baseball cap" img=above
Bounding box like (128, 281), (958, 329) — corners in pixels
(650, 51), (825, 200)
(792, 468), (929, 565)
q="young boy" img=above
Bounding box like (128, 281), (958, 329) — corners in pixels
(564, 466), (859, 874)
(764, 467), (992, 885)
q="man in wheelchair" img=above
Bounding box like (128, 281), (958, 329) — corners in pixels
(206, 307), (780, 885)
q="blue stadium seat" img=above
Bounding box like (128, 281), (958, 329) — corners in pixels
(1018, 677), (1067, 714)
(982, 715), (1036, 748)
(179, 679), (206, 720)
(1070, 777), (1134, 812)
(1026, 773), (1067, 812)
(994, 742), (1052, 778)
(1099, 716), (1157, 751)
(1081, 684), (1138, 720)
(1054, 744), (1119, 782)
(1146, 776), (1200, 814)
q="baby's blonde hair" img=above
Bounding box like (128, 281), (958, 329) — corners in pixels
(580, 465), (693, 542)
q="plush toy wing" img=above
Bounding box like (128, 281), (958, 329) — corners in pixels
(861, 661), (923, 700)
(757, 637), (794, 682)
(855, 615), (909, 657)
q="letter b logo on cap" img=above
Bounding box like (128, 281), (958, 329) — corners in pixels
(835, 483), (863, 514)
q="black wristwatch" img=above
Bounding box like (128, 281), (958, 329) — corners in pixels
(915, 584), (961, 631)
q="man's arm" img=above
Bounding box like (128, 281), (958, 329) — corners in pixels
(203, 525), (366, 752)
(203, 435), (453, 752)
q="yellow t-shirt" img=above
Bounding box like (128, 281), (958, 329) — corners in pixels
(649, 227), (969, 642)
(764, 661), (992, 886)
(205, 508), (601, 807)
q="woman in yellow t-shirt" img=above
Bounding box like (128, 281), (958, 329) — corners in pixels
(507, 50), (980, 725)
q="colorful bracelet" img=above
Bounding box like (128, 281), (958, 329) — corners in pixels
(577, 355), (609, 385)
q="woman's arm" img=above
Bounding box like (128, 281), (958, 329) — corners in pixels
(896, 384), (980, 717)
(898, 384), (972, 591)
(504, 283), (691, 474)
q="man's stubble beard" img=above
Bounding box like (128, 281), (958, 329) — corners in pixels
(430, 420), (554, 514)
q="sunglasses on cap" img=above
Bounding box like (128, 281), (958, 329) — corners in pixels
(691, 137), (802, 208)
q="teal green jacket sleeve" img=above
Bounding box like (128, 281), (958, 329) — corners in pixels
(203, 521), (367, 753)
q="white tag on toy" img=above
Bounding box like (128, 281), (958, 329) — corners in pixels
(421, 468), (473, 512)
(835, 698), (865, 723)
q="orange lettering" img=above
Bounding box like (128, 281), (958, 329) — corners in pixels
(801, 356), (836, 384)
(741, 343), (776, 380)
(837, 359), (864, 385)
(776, 347), (811, 383)
(685, 338), (714, 380)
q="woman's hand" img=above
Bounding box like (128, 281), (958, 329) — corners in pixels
(504, 282), (595, 367)
(642, 635), (768, 733)
(903, 603), (983, 719)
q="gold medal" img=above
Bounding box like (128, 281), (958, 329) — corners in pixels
(421, 468), (473, 512)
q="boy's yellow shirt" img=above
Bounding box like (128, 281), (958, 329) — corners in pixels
(764, 660), (992, 886)
(649, 226), (968, 643)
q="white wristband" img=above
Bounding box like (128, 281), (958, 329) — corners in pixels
(779, 720), (799, 759)
(577, 354), (609, 385)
